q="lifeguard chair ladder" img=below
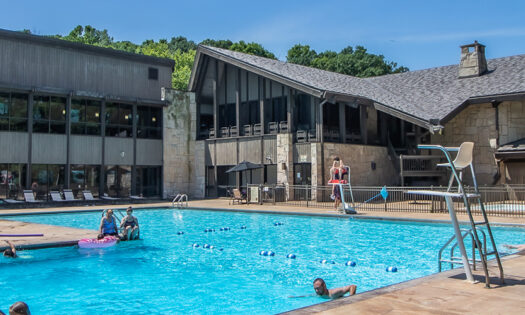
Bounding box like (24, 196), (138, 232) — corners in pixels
(408, 143), (504, 288)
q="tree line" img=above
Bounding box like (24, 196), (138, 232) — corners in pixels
(23, 25), (408, 90)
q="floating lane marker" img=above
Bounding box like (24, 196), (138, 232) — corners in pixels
(386, 266), (398, 272)
(345, 261), (356, 267)
(192, 243), (199, 248)
(287, 254), (296, 259)
(320, 259), (335, 264)
(176, 231), (184, 235)
(259, 250), (275, 256)
(204, 228), (216, 233)
(240, 226), (247, 229)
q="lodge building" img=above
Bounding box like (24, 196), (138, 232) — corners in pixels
(0, 28), (173, 200)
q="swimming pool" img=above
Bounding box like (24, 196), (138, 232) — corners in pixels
(1, 209), (524, 314)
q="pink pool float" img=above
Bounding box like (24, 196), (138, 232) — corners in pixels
(78, 236), (118, 248)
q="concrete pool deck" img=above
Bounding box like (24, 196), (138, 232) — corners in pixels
(1, 199), (525, 314)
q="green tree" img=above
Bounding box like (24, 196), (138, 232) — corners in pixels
(288, 44), (408, 77)
(200, 39), (276, 59)
(286, 44), (317, 66)
(58, 25), (113, 47)
(169, 36), (197, 53)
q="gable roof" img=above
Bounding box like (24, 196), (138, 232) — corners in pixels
(190, 45), (525, 129)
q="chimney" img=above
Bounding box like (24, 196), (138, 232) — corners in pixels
(458, 41), (487, 78)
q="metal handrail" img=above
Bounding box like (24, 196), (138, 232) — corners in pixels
(172, 194), (188, 208)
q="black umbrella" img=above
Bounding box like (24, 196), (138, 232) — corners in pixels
(226, 161), (263, 189)
(225, 161), (263, 173)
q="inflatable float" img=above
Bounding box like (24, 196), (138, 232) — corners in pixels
(78, 236), (118, 249)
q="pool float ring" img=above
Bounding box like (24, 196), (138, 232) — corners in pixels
(328, 179), (348, 184)
(78, 236), (118, 248)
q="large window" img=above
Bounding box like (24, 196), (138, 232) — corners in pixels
(135, 166), (161, 196)
(104, 165), (131, 197)
(137, 106), (162, 139)
(105, 102), (132, 137)
(0, 164), (26, 200)
(71, 99), (101, 135)
(31, 164), (65, 201)
(33, 96), (66, 134)
(71, 165), (100, 198)
(0, 92), (28, 132)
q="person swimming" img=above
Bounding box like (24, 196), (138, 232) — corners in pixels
(3, 240), (17, 258)
(313, 278), (357, 299)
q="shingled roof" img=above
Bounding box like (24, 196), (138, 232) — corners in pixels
(191, 45), (525, 128)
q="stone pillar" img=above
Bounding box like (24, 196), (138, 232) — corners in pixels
(162, 89), (205, 199)
(276, 133), (294, 200)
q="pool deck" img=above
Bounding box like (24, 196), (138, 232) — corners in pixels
(1, 199), (525, 314)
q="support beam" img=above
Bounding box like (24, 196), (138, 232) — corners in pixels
(235, 68), (240, 134)
(100, 100), (106, 196)
(65, 94), (72, 188)
(26, 92), (33, 189)
(338, 103), (346, 143)
(360, 105), (368, 145)
(259, 76), (265, 134)
(131, 103), (138, 195)
(213, 60), (218, 137)
(287, 88), (294, 133)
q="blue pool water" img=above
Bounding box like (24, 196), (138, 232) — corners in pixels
(1, 209), (524, 314)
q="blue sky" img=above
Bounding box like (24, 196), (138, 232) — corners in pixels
(2, 0), (525, 70)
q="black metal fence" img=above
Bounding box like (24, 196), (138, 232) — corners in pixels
(247, 184), (525, 217)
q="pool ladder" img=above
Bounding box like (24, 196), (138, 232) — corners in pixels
(438, 228), (487, 272)
(172, 194), (188, 208)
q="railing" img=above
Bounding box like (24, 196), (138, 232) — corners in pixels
(400, 155), (447, 186)
(172, 194), (188, 208)
(245, 184), (525, 217)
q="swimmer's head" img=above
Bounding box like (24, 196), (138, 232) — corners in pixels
(313, 278), (328, 296)
(106, 209), (113, 217)
(126, 207), (133, 214)
(9, 301), (31, 315)
(333, 156), (340, 161)
(3, 249), (16, 258)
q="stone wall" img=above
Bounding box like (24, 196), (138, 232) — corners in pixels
(276, 133), (294, 199)
(322, 143), (398, 186)
(162, 88), (205, 199)
(431, 100), (525, 185)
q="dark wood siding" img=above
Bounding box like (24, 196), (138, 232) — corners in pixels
(0, 38), (172, 100)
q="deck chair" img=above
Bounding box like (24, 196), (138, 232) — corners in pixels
(63, 189), (79, 201)
(437, 142), (475, 192)
(23, 190), (41, 203)
(101, 193), (120, 200)
(230, 188), (247, 205)
(82, 190), (100, 201)
(2, 198), (23, 204)
(130, 195), (144, 200)
(50, 191), (66, 202)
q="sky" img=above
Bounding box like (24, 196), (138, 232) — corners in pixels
(1, 0), (525, 70)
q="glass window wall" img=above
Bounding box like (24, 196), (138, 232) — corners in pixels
(105, 102), (133, 137)
(0, 92), (28, 132)
(135, 166), (161, 196)
(137, 106), (162, 139)
(0, 164), (26, 200)
(31, 164), (65, 201)
(71, 99), (101, 135)
(33, 96), (66, 134)
(71, 165), (100, 198)
(104, 165), (132, 197)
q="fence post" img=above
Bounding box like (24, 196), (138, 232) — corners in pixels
(306, 185), (309, 207)
(384, 187), (387, 212)
(430, 185), (434, 213)
(273, 184), (276, 205)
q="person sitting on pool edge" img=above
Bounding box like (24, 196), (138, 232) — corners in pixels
(120, 206), (140, 241)
(3, 240), (17, 258)
(313, 278), (357, 299)
(99, 209), (119, 238)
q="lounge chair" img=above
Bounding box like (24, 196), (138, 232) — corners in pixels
(82, 190), (100, 201)
(101, 193), (120, 200)
(63, 189), (79, 201)
(2, 198), (23, 204)
(230, 188), (247, 205)
(130, 195), (144, 200)
(23, 190), (41, 203)
(50, 191), (66, 202)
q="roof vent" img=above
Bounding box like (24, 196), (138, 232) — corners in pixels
(458, 41), (487, 78)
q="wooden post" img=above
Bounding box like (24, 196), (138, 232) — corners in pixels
(235, 68), (240, 134)
(259, 76), (265, 134)
(339, 103), (346, 143)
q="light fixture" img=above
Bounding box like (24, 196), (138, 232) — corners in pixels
(62, 109), (66, 115)
(95, 112), (99, 118)
(124, 115), (129, 120)
(152, 116), (156, 122)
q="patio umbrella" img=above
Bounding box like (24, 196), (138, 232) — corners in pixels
(226, 161), (263, 188)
